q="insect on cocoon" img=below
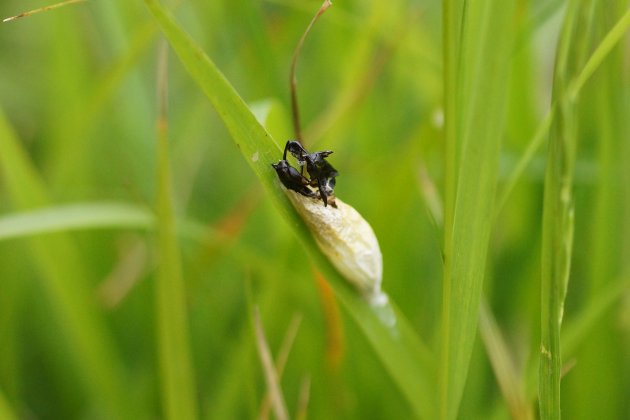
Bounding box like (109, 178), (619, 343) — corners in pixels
(271, 1), (387, 307)
(272, 139), (386, 306)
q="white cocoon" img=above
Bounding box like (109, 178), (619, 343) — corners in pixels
(285, 189), (386, 306)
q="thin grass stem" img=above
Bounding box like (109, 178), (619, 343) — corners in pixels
(154, 39), (199, 420)
(2, 0), (86, 23)
(289, 0), (332, 143)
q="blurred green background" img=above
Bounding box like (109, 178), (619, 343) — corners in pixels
(0, 0), (629, 419)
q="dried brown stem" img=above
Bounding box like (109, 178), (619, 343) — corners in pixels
(289, 0), (332, 144)
(253, 307), (289, 420)
(3, 0), (86, 23)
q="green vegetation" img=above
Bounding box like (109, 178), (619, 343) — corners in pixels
(0, 0), (628, 419)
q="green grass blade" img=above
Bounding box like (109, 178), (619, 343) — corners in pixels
(0, 203), (153, 241)
(567, 7), (628, 416)
(153, 41), (198, 420)
(496, 110), (554, 212)
(523, 277), (629, 403)
(329, 278), (437, 419)
(0, 108), (129, 418)
(539, 1), (593, 418)
(440, 0), (463, 334)
(141, 1), (436, 417)
(0, 201), (276, 278)
(498, 7), (630, 213)
(568, 8), (630, 99)
(71, 19), (158, 142)
(439, 0), (517, 418)
(142, 0), (281, 191)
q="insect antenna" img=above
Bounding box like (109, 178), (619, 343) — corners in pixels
(289, 0), (332, 144)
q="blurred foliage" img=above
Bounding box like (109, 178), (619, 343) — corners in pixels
(0, 0), (628, 419)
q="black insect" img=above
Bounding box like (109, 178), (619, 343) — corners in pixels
(284, 141), (339, 206)
(271, 159), (317, 199)
(272, 140), (338, 207)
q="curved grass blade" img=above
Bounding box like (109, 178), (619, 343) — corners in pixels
(0, 203), (153, 241)
(568, 8), (630, 100)
(497, 7), (630, 212)
(0, 201), (275, 277)
(141, 1), (436, 417)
